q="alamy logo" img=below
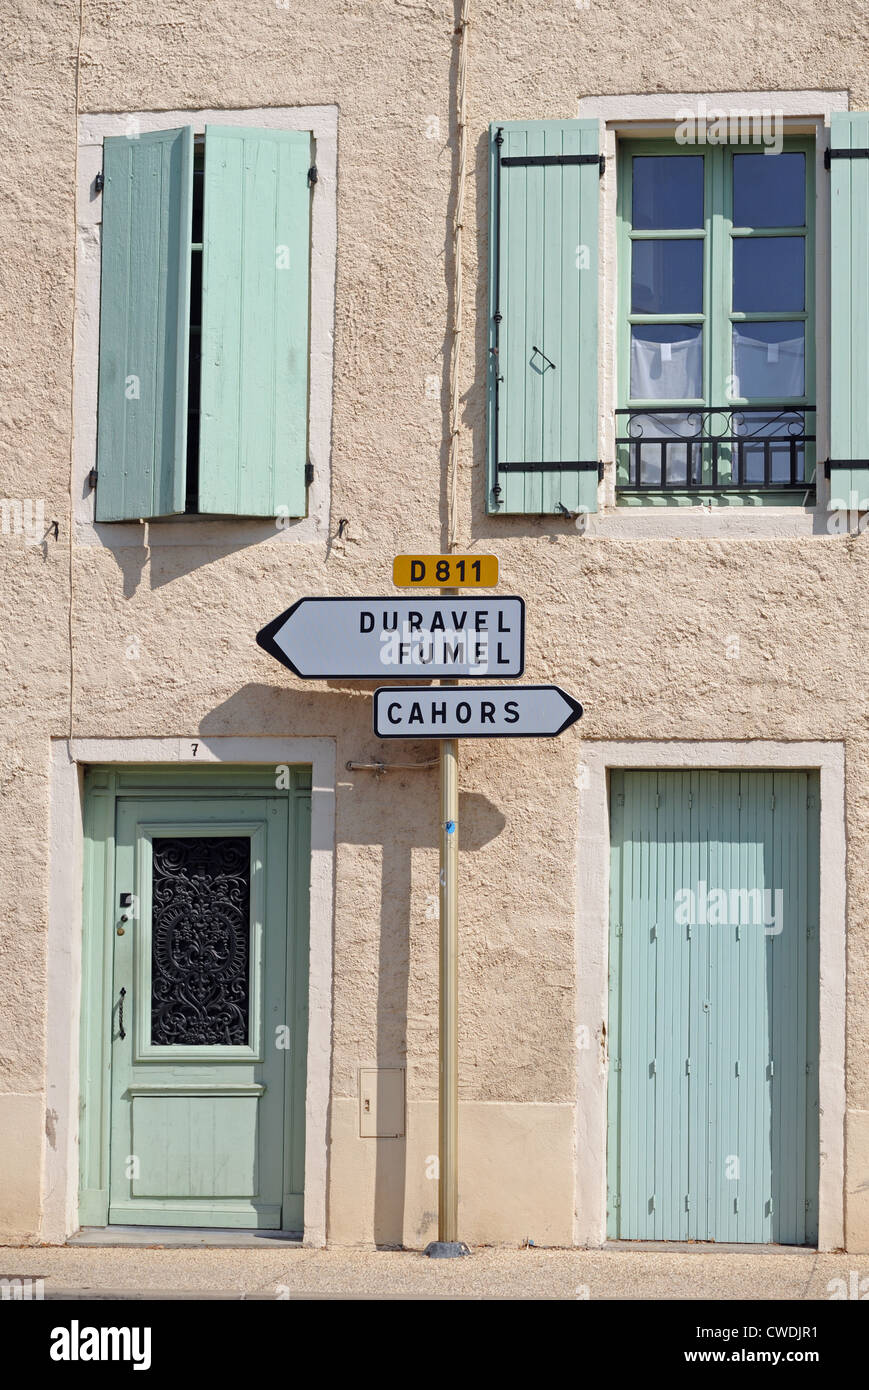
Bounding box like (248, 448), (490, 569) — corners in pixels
(675, 102), (784, 155)
(675, 880), (783, 935)
(0, 498), (45, 545)
(0, 1276), (44, 1299)
(49, 1320), (151, 1371)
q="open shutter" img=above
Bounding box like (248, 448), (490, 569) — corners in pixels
(829, 111), (869, 509)
(199, 127), (312, 517)
(96, 128), (192, 521)
(488, 119), (601, 515)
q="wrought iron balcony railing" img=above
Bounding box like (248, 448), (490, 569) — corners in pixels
(615, 405), (816, 492)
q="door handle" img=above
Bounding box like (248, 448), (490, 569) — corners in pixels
(118, 987), (127, 1040)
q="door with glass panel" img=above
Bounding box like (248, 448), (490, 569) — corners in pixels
(617, 139), (814, 502)
(108, 797), (290, 1227)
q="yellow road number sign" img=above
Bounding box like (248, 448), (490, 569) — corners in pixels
(393, 554), (499, 588)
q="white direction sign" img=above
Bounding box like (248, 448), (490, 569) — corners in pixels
(257, 596), (525, 679)
(374, 685), (583, 739)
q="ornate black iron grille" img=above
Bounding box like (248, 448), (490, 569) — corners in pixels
(615, 406), (816, 491)
(150, 836), (251, 1046)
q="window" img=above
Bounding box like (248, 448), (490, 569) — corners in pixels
(94, 125), (313, 522)
(616, 139), (815, 504)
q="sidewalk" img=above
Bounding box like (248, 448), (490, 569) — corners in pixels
(2, 1244), (868, 1300)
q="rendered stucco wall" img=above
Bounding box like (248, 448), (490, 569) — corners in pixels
(1, 0), (868, 1248)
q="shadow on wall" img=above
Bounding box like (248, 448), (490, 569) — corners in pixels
(200, 682), (506, 1248)
(345, 778), (506, 1248)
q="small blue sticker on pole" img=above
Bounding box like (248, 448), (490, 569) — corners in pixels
(445, 821), (456, 834)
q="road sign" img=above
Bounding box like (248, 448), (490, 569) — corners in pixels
(257, 596), (525, 679)
(373, 685), (583, 739)
(393, 554), (498, 588)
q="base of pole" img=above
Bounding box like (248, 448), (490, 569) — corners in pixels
(424, 1240), (471, 1259)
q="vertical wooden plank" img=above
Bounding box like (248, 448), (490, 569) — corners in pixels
(96, 128), (192, 520)
(606, 772), (624, 1237)
(804, 775), (821, 1245)
(541, 126), (565, 515)
(199, 127), (311, 517)
(523, 125), (545, 514)
(576, 120), (601, 514)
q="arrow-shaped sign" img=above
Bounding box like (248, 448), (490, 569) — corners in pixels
(257, 596), (525, 679)
(373, 685), (583, 739)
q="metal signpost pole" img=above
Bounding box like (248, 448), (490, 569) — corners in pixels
(436, 723), (461, 1252)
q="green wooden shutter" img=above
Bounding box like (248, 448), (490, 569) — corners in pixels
(198, 127), (312, 518)
(488, 119), (601, 515)
(829, 111), (869, 509)
(95, 128), (193, 521)
(608, 770), (819, 1244)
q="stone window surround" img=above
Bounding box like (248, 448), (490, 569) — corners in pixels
(74, 106), (337, 550)
(576, 90), (850, 539)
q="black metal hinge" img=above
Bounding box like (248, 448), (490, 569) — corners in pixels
(87, 468), (98, 489)
(498, 459), (603, 475)
(94, 171), (104, 194)
(501, 152), (605, 176)
(305, 462), (314, 486)
(824, 459), (869, 476)
(308, 165), (318, 186)
(824, 148), (869, 169)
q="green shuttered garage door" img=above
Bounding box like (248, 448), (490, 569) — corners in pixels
(607, 771), (820, 1244)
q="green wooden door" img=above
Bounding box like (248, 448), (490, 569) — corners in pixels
(607, 770), (820, 1244)
(108, 796), (291, 1227)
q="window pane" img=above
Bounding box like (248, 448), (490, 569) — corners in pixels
(630, 325), (703, 399)
(732, 152), (805, 228)
(732, 323), (805, 398)
(732, 237), (804, 311)
(622, 412), (700, 486)
(632, 155), (704, 229)
(632, 239), (703, 313)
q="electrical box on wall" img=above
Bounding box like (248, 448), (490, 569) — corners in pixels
(358, 1067), (406, 1137)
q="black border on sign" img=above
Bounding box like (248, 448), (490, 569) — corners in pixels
(373, 684), (583, 739)
(256, 596), (527, 679)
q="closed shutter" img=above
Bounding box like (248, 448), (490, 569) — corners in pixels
(198, 127), (312, 518)
(488, 119), (601, 515)
(608, 770), (819, 1244)
(95, 128), (193, 521)
(829, 111), (869, 509)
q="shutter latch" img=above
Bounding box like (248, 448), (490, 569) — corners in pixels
(305, 462), (314, 486)
(308, 165), (318, 186)
(87, 468), (98, 490)
(94, 171), (104, 194)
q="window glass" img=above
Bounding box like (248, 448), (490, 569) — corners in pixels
(632, 155), (704, 229)
(732, 322), (805, 397)
(732, 237), (804, 312)
(632, 239), (704, 313)
(732, 152), (805, 227)
(630, 324), (703, 398)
